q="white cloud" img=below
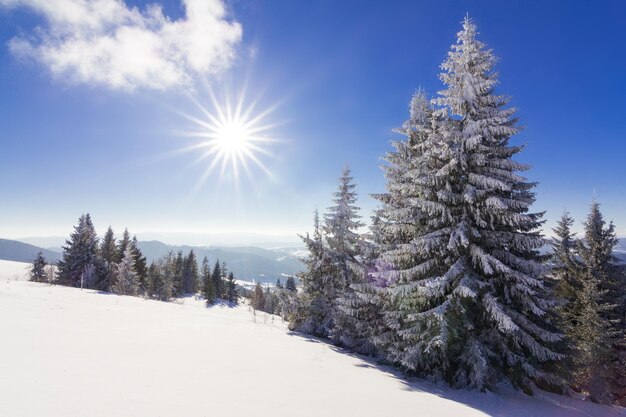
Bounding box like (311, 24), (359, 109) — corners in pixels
(1, 0), (243, 90)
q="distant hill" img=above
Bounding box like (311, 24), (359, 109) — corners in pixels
(0, 239), (61, 263)
(8, 236), (302, 283)
(136, 241), (303, 284)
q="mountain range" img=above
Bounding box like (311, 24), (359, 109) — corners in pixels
(0, 238), (304, 284)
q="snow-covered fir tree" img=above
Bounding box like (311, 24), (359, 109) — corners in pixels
(172, 251), (185, 296)
(220, 261), (229, 298)
(182, 249), (199, 294)
(116, 228), (131, 263)
(97, 226), (117, 291)
(145, 261), (159, 298)
(211, 260), (224, 300)
(225, 272), (238, 304)
(547, 211), (579, 386)
(251, 283), (265, 310)
(290, 209), (338, 337)
(130, 236), (148, 292)
(570, 202), (626, 404)
(374, 18), (562, 392)
(285, 276), (297, 292)
(157, 253), (176, 301)
(112, 247), (140, 296)
(372, 90), (445, 369)
(201, 256), (216, 305)
(29, 252), (47, 283)
(57, 213), (100, 288)
(324, 167), (369, 347)
(334, 213), (390, 356)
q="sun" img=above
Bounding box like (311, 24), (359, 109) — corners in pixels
(216, 120), (249, 154)
(174, 89), (279, 186)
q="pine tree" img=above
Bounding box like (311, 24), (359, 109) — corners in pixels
(546, 212), (579, 389)
(225, 272), (238, 305)
(211, 260), (224, 300)
(173, 251), (185, 296)
(201, 256), (217, 305)
(116, 228), (131, 263)
(57, 214), (100, 288)
(263, 287), (276, 313)
(182, 249), (199, 294)
(251, 282), (266, 311)
(145, 261), (161, 298)
(572, 202), (626, 403)
(336, 219), (388, 356)
(290, 210), (338, 337)
(130, 236), (148, 292)
(30, 252), (47, 283)
(157, 253), (175, 301)
(285, 276), (297, 292)
(324, 167), (367, 346)
(97, 226), (117, 291)
(220, 261), (229, 298)
(112, 247), (139, 296)
(374, 18), (562, 391)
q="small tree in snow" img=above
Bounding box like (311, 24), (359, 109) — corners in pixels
(112, 247), (140, 296)
(30, 252), (47, 283)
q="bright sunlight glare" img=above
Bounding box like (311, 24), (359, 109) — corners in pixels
(174, 88), (280, 189)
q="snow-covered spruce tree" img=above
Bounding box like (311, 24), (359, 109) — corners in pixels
(547, 211), (579, 385)
(220, 261), (229, 298)
(285, 276), (297, 292)
(225, 272), (238, 304)
(116, 228), (131, 263)
(375, 18), (562, 392)
(156, 253), (175, 301)
(211, 260), (224, 301)
(333, 212), (392, 356)
(182, 249), (199, 294)
(263, 287), (278, 314)
(172, 251), (185, 296)
(30, 252), (47, 283)
(290, 210), (338, 337)
(251, 283), (265, 311)
(550, 212), (579, 299)
(130, 236), (148, 292)
(373, 90), (446, 369)
(145, 261), (159, 299)
(324, 167), (368, 346)
(572, 202), (626, 404)
(112, 247), (140, 296)
(57, 214), (100, 288)
(201, 256), (217, 305)
(97, 226), (117, 291)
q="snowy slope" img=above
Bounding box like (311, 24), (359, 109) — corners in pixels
(0, 259), (31, 281)
(0, 262), (623, 417)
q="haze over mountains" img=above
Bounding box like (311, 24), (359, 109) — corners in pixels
(3, 234), (624, 283)
(0, 236), (304, 284)
(16, 232), (303, 250)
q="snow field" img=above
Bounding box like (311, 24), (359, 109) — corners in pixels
(0, 260), (623, 417)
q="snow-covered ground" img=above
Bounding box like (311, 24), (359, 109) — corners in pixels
(0, 260), (623, 417)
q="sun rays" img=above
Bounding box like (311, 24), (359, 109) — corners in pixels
(173, 87), (280, 190)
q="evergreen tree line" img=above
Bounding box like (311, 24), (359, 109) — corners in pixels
(248, 277), (297, 316)
(29, 215), (238, 305)
(287, 17), (626, 404)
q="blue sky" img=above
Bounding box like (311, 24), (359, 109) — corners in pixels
(0, 0), (625, 242)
